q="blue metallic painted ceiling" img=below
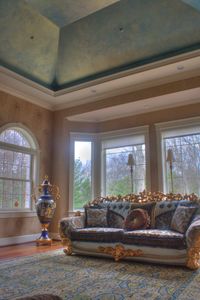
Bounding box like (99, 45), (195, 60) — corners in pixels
(0, 0), (200, 91)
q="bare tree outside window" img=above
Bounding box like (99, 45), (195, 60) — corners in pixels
(164, 133), (200, 195)
(105, 144), (146, 195)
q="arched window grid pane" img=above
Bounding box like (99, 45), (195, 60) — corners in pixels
(0, 129), (31, 148)
(0, 127), (38, 211)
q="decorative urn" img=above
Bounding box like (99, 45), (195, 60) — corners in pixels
(34, 175), (60, 245)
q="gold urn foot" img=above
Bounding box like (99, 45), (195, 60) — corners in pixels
(36, 227), (52, 246)
(36, 237), (52, 246)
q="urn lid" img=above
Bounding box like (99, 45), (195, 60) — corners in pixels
(42, 175), (51, 186)
(41, 175), (51, 195)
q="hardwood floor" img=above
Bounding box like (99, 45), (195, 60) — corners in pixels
(0, 241), (63, 260)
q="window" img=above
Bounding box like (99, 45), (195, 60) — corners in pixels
(0, 124), (39, 211)
(101, 126), (149, 196)
(156, 117), (200, 195)
(69, 127), (149, 211)
(73, 141), (92, 210)
(69, 134), (95, 211)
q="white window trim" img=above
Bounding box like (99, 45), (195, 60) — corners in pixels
(69, 132), (97, 212)
(155, 116), (200, 192)
(0, 123), (40, 217)
(69, 126), (150, 211)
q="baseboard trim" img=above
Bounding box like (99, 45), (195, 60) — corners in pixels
(0, 233), (41, 246)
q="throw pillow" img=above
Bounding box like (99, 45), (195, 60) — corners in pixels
(171, 205), (197, 233)
(124, 208), (150, 230)
(85, 207), (108, 227)
(107, 209), (124, 228)
(130, 202), (156, 228)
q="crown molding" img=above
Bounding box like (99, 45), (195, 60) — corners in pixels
(54, 49), (200, 97)
(0, 67), (54, 110)
(0, 50), (200, 112)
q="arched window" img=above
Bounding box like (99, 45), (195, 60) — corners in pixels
(0, 124), (39, 211)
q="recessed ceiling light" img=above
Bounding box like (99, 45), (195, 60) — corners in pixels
(177, 65), (184, 70)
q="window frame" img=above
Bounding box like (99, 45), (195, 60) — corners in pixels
(69, 126), (150, 212)
(69, 132), (97, 212)
(0, 123), (40, 217)
(156, 116), (200, 193)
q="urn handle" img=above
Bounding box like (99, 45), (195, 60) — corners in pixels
(32, 175), (60, 203)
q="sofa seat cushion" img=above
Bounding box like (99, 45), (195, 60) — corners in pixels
(71, 227), (123, 243)
(122, 229), (186, 249)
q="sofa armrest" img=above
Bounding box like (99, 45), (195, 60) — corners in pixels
(186, 215), (200, 248)
(59, 215), (85, 239)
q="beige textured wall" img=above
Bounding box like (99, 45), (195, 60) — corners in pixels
(1, 86), (200, 237)
(0, 91), (53, 238)
(51, 92), (200, 233)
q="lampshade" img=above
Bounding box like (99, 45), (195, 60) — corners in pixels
(166, 149), (175, 164)
(127, 153), (135, 166)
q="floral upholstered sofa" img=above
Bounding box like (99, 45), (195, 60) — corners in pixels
(59, 192), (200, 269)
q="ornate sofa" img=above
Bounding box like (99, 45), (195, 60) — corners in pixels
(59, 192), (200, 270)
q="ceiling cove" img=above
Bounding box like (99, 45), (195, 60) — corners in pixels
(0, 0), (200, 92)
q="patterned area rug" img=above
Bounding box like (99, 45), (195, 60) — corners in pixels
(0, 249), (199, 300)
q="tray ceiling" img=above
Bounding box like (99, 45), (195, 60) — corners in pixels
(0, 0), (200, 92)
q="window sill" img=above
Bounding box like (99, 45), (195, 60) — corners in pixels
(0, 211), (37, 218)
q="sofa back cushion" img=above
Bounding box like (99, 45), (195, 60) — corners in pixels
(106, 202), (132, 219)
(88, 201), (156, 229)
(107, 209), (124, 228)
(155, 210), (175, 230)
(155, 201), (177, 229)
(98, 201), (132, 228)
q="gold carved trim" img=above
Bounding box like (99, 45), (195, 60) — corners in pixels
(62, 238), (72, 256)
(186, 235), (200, 270)
(98, 244), (143, 262)
(58, 225), (72, 256)
(86, 191), (199, 207)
